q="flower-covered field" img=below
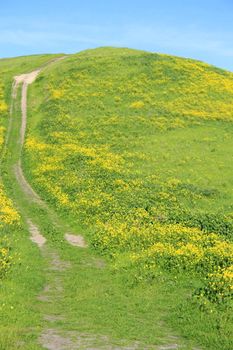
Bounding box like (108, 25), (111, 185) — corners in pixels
(24, 48), (233, 311)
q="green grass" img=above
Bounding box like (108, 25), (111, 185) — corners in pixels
(0, 80), (196, 349)
(134, 122), (233, 213)
(1, 47), (233, 349)
(24, 48), (233, 349)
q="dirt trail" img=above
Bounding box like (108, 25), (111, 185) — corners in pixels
(65, 233), (87, 248)
(12, 63), (87, 247)
(15, 70), (40, 146)
(11, 63), (75, 349)
(12, 69), (47, 207)
(14, 159), (46, 206)
(12, 69), (49, 250)
(27, 218), (46, 247)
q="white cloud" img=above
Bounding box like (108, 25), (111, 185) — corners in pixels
(0, 18), (232, 64)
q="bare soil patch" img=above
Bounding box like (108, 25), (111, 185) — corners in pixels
(27, 218), (46, 248)
(65, 233), (87, 248)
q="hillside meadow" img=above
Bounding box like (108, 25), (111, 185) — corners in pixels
(24, 48), (233, 348)
(0, 48), (233, 349)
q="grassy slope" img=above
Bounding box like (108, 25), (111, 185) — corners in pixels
(24, 47), (233, 349)
(0, 52), (196, 350)
(0, 48), (232, 349)
(26, 47), (233, 217)
(0, 54), (196, 350)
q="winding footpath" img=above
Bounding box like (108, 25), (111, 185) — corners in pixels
(13, 70), (46, 209)
(10, 61), (96, 350)
(13, 63), (86, 248)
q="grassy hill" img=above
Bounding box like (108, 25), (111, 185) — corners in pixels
(0, 48), (233, 349)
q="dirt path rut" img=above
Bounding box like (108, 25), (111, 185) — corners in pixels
(12, 64), (86, 246)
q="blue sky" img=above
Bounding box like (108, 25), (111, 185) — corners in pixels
(0, 0), (233, 71)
